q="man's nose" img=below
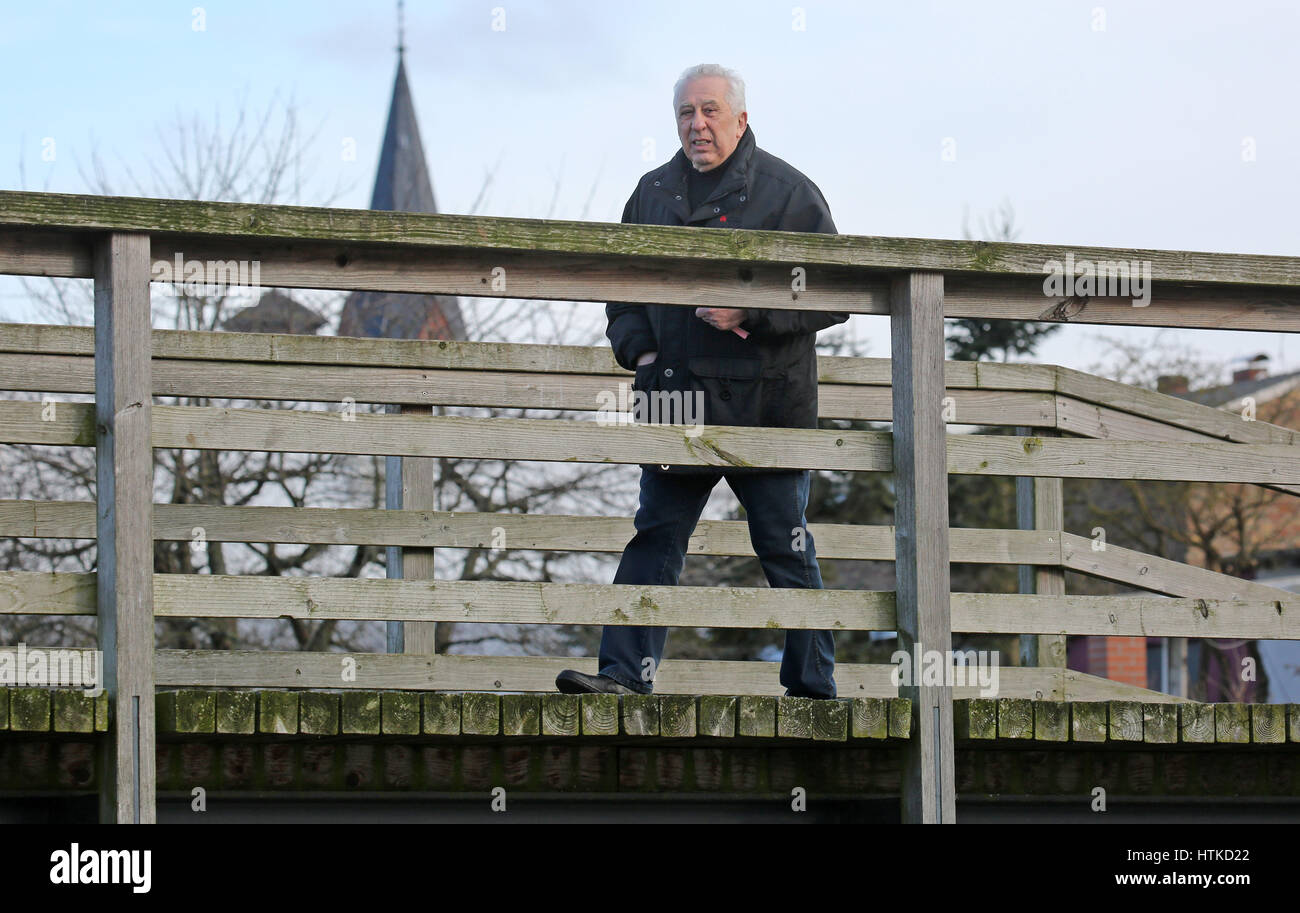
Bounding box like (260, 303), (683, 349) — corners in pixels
(691, 111), (709, 133)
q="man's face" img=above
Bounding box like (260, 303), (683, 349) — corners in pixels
(676, 76), (747, 172)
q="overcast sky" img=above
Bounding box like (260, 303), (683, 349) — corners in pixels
(2, 0), (1297, 378)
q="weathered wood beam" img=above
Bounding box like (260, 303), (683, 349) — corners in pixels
(1016, 427), (1067, 668)
(93, 231), (156, 824)
(0, 500), (1063, 564)
(890, 271), (956, 824)
(3, 191), (1300, 287)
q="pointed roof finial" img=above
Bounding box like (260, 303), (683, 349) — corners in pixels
(396, 0), (406, 60)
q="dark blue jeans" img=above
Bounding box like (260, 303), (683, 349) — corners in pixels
(599, 466), (836, 698)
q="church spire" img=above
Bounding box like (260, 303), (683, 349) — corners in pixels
(338, 14), (466, 341)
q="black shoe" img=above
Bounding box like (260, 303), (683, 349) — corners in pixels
(555, 669), (638, 695)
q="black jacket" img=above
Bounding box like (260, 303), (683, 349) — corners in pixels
(605, 125), (849, 472)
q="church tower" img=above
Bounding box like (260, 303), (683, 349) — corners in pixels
(338, 33), (466, 340)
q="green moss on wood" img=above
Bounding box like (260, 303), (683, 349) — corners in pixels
(0, 688), (7, 730)
(1180, 703), (1215, 743)
(659, 695), (696, 738)
(851, 697), (889, 739)
(579, 694), (619, 736)
(997, 698), (1034, 740)
(1289, 704), (1300, 743)
(1108, 701), (1143, 742)
(259, 691), (299, 735)
(94, 690), (109, 732)
(381, 691), (420, 735)
(10, 688), (51, 731)
(1033, 701), (1068, 742)
(540, 694), (579, 736)
(158, 690), (215, 734)
(888, 697), (912, 739)
(621, 694), (659, 736)
(298, 692), (340, 735)
(737, 695), (775, 738)
(1215, 703), (1250, 743)
(777, 697), (814, 739)
(216, 691), (257, 734)
(811, 699), (848, 742)
(1071, 702), (1108, 742)
(698, 695), (737, 738)
(52, 690), (95, 733)
(1250, 704), (1285, 743)
(422, 693), (461, 735)
(1142, 703), (1178, 744)
(501, 694), (540, 736)
(461, 692), (500, 736)
(341, 691), (381, 735)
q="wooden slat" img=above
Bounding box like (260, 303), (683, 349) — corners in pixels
(1060, 533), (1297, 601)
(951, 592), (1300, 640)
(5, 191), (1300, 287)
(93, 231), (156, 824)
(396, 403), (436, 655)
(148, 405), (894, 473)
(0, 323), (1060, 390)
(946, 433), (1300, 483)
(0, 351), (1058, 427)
(0, 500), (1063, 566)
(890, 270), (955, 823)
(12, 401), (1295, 484)
(7, 570), (1296, 641)
(1017, 427), (1067, 668)
(1054, 364), (1300, 444)
(149, 574), (895, 630)
(148, 650), (1183, 702)
(945, 273), (1300, 332)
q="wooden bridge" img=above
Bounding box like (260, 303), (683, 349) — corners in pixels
(0, 190), (1297, 823)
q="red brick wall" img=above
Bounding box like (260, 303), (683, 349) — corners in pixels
(1084, 636), (1148, 689)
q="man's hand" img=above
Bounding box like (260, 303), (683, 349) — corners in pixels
(636, 350), (658, 366)
(694, 307), (746, 332)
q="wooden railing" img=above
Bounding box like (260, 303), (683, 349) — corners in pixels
(0, 190), (1298, 823)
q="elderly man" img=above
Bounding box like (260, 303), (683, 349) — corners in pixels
(556, 63), (848, 699)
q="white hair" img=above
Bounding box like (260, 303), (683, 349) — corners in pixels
(673, 63), (746, 115)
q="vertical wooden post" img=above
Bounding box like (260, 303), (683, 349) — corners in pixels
(94, 232), (155, 823)
(890, 272), (955, 824)
(1016, 428), (1067, 668)
(386, 404), (437, 655)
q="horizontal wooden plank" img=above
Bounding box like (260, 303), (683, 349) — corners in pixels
(946, 274), (1300, 333)
(149, 574), (896, 630)
(947, 433), (1300, 483)
(0, 351), (1054, 426)
(955, 592), (1300, 640)
(0, 499), (1063, 565)
(148, 405), (894, 472)
(151, 651), (1182, 702)
(5, 568), (1293, 639)
(0, 322), (1058, 388)
(4, 191), (1299, 288)
(10, 401), (1293, 484)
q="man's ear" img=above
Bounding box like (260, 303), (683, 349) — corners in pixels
(737, 110), (748, 134)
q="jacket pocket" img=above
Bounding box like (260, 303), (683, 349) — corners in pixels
(688, 356), (763, 427)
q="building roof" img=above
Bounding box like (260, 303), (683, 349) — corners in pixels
(1173, 368), (1300, 409)
(223, 290), (327, 335)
